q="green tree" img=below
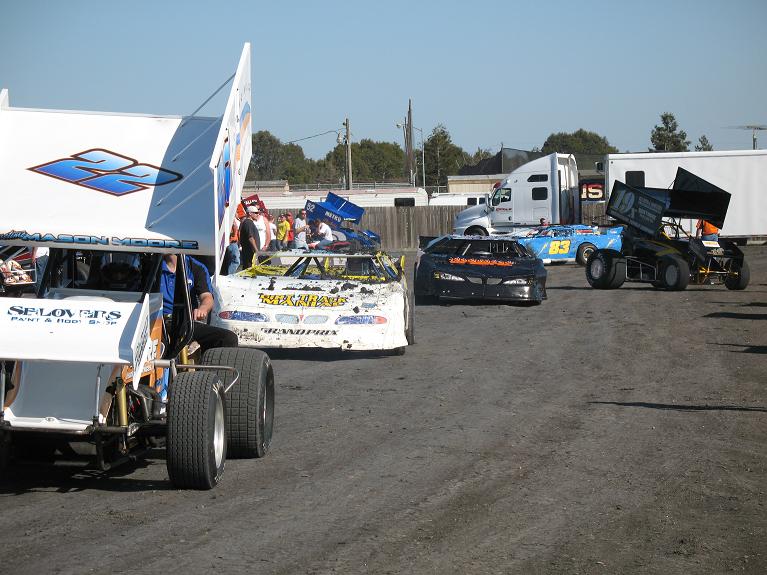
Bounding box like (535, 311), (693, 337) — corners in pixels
(423, 124), (468, 188)
(650, 113), (690, 152)
(695, 135), (713, 152)
(250, 130), (283, 180)
(541, 129), (618, 155)
(326, 139), (405, 183)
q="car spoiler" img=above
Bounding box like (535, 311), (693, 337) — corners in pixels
(607, 168), (730, 234)
(418, 236), (438, 249)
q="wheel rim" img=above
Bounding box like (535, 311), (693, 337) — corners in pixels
(665, 265), (678, 286)
(590, 258), (604, 278)
(213, 392), (225, 467)
(583, 247), (594, 261)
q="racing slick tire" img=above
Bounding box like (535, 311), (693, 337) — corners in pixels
(725, 260), (750, 291)
(413, 265), (437, 305)
(166, 370), (227, 489)
(405, 293), (415, 345)
(658, 255), (690, 291)
(576, 242), (597, 266)
(0, 431), (10, 479)
(585, 249), (623, 289)
(201, 348), (274, 459)
(465, 226), (488, 237)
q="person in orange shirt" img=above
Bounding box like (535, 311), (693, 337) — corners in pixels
(696, 219), (720, 241)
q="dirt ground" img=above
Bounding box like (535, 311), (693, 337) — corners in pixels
(1, 247), (765, 574)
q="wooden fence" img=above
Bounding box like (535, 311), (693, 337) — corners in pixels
(358, 203), (609, 251)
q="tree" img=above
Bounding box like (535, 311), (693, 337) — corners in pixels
(540, 129), (618, 155)
(650, 113), (690, 152)
(325, 139), (406, 183)
(423, 125), (468, 188)
(250, 130), (283, 180)
(695, 135), (713, 152)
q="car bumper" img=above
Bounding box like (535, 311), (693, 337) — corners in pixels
(433, 279), (546, 302)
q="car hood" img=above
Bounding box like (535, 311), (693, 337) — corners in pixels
(454, 204), (488, 223)
(216, 274), (403, 312)
(432, 255), (541, 275)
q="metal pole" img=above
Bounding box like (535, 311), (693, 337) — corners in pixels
(419, 128), (426, 188)
(344, 118), (353, 190)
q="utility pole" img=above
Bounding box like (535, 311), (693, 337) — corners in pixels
(344, 118), (352, 190)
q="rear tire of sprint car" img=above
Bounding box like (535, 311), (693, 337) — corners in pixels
(725, 260), (750, 290)
(658, 255), (690, 291)
(585, 249), (622, 289)
(201, 348), (274, 459)
(166, 371), (227, 490)
(576, 242), (596, 266)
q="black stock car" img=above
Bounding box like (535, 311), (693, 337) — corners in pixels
(414, 235), (547, 304)
(586, 168), (750, 291)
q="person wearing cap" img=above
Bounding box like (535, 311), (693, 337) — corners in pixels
(239, 205), (261, 269)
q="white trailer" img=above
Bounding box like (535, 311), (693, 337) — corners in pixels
(453, 153), (580, 235)
(605, 150), (767, 241)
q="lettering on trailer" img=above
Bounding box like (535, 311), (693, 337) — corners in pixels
(261, 328), (339, 336)
(6, 305), (122, 325)
(29, 149), (183, 196)
(258, 293), (347, 307)
(0, 230), (199, 250)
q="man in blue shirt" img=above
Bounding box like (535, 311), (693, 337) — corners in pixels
(160, 254), (238, 351)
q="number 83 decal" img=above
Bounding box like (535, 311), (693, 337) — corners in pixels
(547, 240), (571, 254)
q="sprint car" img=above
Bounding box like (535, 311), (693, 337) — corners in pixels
(586, 168), (749, 291)
(212, 250), (413, 354)
(414, 235), (547, 304)
(514, 224), (623, 265)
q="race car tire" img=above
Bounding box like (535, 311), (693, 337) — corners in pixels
(0, 431), (10, 478)
(725, 260), (750, 291)
(576, 242), (597, 266)
(607, 257), (626, 289)
(465, 226), (488, 237)
(585, 249), (622, 289)
(201, 348), (274, 459)
(167, 370), (227, 489)
(658, 255), (690, 291)
(405, 293), (415, 345)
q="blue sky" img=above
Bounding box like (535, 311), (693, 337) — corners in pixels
(1, 0), (765, 160)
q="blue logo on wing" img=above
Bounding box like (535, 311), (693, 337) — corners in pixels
(29, 149), (183, 196)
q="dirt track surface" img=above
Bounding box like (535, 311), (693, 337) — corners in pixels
(1, 247), (765, 574)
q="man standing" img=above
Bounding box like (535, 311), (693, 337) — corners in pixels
(293, 208), (309, 249)
(696, 219), (720, 241)
(239, 206), (260, 269)
(159, 254), (238, 352)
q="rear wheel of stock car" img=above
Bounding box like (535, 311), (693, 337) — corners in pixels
(658, 255), (690, 291)
(465, 226), (488, 237)
(201, 348), (274, 459)
(725, 260), (750, 290)
(166, 371), (227, 489)
(585, 249), (623, 289)
(576, 242), (596, 266)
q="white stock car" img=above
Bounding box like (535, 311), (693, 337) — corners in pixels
(212, 251), (413, 354)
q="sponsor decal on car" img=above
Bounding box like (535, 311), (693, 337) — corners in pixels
(261, 328), (339, 336)
(258, 293), (347, 307)
(448, 257), (513, 267)
(6, 305), (122, 325)
(29, 149), (182, 196)
(0, 230), (199, 250)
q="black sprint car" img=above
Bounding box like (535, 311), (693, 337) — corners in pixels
(586, 168), (749, 291)
(414, 235), (547, 304)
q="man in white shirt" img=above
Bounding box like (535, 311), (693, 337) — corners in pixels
(293, 209), (309, 249)
(308, 218), (335, 249)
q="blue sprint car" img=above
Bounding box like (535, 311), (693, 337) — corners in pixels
(515, 225), (623, 265)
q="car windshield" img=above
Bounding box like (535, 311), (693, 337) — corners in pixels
(427, 239), (527, 258)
